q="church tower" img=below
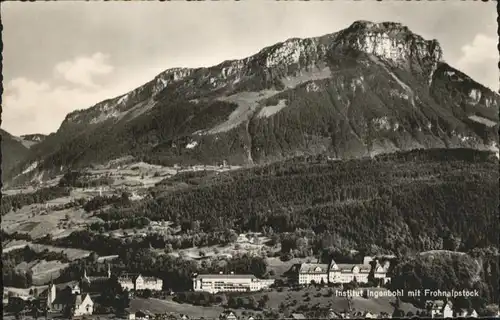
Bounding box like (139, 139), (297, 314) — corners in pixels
(47, 281), (56, 307)
(83, 268), (90, 284)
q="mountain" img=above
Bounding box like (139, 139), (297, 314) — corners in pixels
(0, 129), (30, 182)
(19, 134), (47, 148)
(6, 20), (499, 184)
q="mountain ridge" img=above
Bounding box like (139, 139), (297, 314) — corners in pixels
(4, 20), (499, 185)
(59, 20), (446, 129)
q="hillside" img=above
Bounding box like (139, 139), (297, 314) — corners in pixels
(5, 20), (499, 185)
(69, 148), (498, 256)
(3, 148), (498, 312)
(0, 129), (30, 182)
(19, 134), (47, 149)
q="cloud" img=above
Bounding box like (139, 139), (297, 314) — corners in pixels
(456, 34), (499, 91)
(54, 52), (114, 88)
(2, 53), (162, 136)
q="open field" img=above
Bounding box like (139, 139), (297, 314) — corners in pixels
(1, 186), (37, 195)
(242, 287), (420, 315)
(2, 201), (102, 239)
(130, 297), (224, 318)
(16, 260), (70, 285)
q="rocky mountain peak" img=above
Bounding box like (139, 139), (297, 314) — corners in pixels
(335, 20), (443, 76)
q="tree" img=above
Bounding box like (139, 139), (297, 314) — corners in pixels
(164, 243), (173, 254)
(258, 295), (269, 310)
(218, 294), (228, 307)
(443, 231), (461, 251)
(236, 297), (244, 308)
(143, 289), (152, 299)
(248, 296), (258, 310)
(228, 297), (238, 309)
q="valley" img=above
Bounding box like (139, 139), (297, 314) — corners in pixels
(2, 149), (499, 319)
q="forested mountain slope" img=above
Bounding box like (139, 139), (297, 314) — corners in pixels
(92, 148), (499, 255)
(1, 129), (30, 182)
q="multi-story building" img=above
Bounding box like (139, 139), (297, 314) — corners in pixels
(135, 275), (163, 291)
(118, 273), (163, 291)
(298, 263), (329, 285)
(328, 261), (371, 284)
(118, 274), (136, 291)
(298, 257), (390, 285)
(192, 273), (275, 294)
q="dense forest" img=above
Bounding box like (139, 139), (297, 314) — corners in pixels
(58, 170), (114, 188)
(1, 186), (71, 215)
(96, 149), (498, 255)
(0, 129), (30, 181)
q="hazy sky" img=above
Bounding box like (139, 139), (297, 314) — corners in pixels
(1, 1), (498, 136)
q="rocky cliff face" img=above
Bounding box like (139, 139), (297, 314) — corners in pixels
(59, 21), (445, 130)
(6, 20), (499, 184)
(335, 21), (443, 81)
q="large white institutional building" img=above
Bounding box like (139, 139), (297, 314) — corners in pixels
(298, 257), (390, 285)
(192, 273), (275, 294)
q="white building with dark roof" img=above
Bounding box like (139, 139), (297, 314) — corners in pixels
(193, 272), (274, 294)
(298, 263), (329, 285)
(118, 273), (163, 291)
(298, 256), (390, 285)
(135, 274), (163, 291)
(118, 273), (137, 291)
(328, 261), (371, 284)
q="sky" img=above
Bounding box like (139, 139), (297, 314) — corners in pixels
(1, 1), (498, 136)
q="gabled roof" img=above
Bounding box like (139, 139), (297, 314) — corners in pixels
(457, 308), (477, 316)
(291, 313), (307, 319)
(299, 263), (329, 274)
(221, 310), (237, 318)
(81, 294), (93, 305)
(335, 264), (370, 273)
(195, 274), (257, 280)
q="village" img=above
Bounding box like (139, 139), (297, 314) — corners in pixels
(3, 252), (485, 320)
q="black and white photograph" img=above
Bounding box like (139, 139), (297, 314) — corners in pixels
(1, 1), (499, 319)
